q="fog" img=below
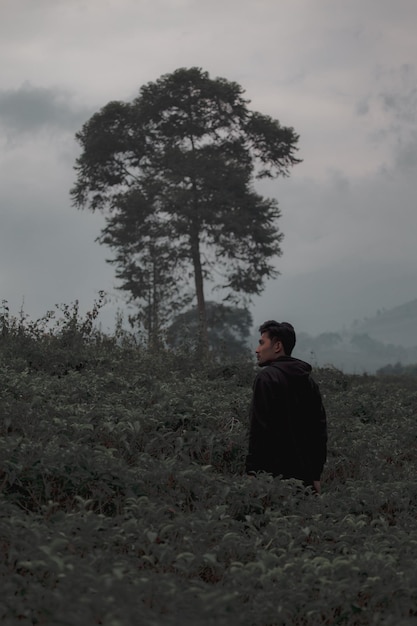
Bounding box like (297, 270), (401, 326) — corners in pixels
(1, 0), (416, 366)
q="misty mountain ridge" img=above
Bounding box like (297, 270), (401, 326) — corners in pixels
(349, 298), (417, 347)
(293, 298), (417, 374)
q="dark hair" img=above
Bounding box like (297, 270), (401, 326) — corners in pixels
(259, 320), (296, 356)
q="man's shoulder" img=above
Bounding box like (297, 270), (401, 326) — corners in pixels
(255, 364), (287, 384)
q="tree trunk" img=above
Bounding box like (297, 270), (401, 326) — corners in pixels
(145, 245), (160, 351)
(189, 219), (209, 355)
(151, 250), (159, 350)
(188, 123), (209, 356)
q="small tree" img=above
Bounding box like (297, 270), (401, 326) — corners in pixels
(71, 67), (301, 351)
(99, 189), (191, 348)
(167, 301), (253, 357)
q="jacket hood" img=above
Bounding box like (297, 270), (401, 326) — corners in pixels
(266, 356), (312, 378)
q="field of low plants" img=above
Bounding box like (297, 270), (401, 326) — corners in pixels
(1, 303), (417, 625)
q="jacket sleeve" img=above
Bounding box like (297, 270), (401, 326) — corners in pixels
(245, 371), (277, 474)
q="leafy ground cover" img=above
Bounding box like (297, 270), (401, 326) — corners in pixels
(1, 306), (417, 625)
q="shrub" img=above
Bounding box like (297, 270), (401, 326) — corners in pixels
(1, 304), (417, 625)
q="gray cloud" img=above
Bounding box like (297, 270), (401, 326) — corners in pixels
(356, 99), (369, 116)
(1, 0), (417, 350)
(378, 65), (417, 124)
(375, 65), (417, 173)
(0, 83), (92, 135)
(353, 63), (417, 177)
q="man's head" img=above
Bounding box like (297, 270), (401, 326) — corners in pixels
(256, 320), (296, 365)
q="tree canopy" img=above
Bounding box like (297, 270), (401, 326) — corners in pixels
(71, 67), (301, 350)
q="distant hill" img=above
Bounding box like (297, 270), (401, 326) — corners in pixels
(292, 298), (417, 373)
(350, 298), (417, 347)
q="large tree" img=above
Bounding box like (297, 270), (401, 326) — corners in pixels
(71, 67), (301, 350)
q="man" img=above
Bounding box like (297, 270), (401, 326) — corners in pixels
(246, 320), (327, 493)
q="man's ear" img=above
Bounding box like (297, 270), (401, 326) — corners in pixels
(273, 340), (282, 354)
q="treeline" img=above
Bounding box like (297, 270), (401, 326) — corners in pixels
(376, 362), (417, 376)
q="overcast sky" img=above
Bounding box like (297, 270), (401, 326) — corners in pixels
(1, 0), (416, 339)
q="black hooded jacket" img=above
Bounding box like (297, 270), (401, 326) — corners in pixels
(245, 356), (327, 483)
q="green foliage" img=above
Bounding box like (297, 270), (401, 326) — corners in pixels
(1, 312), (417, 625)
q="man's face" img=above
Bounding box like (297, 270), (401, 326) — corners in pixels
(255, 332), (281, 365)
